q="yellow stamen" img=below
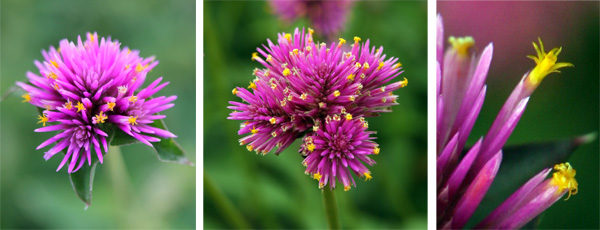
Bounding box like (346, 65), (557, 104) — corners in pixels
(333, 90), (340, 97)
(349, 96), (356, 102)
(363, 62), (370, 70)
(129, 96), (138, 103)
(364, 172), (372, 181)
(282, 68), (291, 77)
(270, 117), (277, 124)
(338, 38), (346, 47)
(135, 63), (146, 73)
(400, 77), (408, 87)
(344, 186), (351, 192)
(22, 93), (31, 103)
(355, 62), (362, 69)
(251, 52), (258, 61)
(95, 111), (107, 124)
(307, 143), (316, 152)
(449, 36), (475, 56)
(50, 60), (59, 68)
(53, 83), (60, 90)
(266, 54), (273, 62)
(107, 101), (115, 111)
(127, 48), (131, 55)
(526, 38), (573, 86)
(64, 101), (73, 110)
(248, 81), (257, 90)
(45, 104), (51, 110)
(308, 28), (314, 35)
(37, 113), (49, 126)
(347, 74), (355, 81)
(127, 116), (138, 125)
(251, 126), (259, 134)
(551, 162), (578, 200)
(374, 147), (380, 155)
(393, 62), (402, 69)
(300, 93), (308, 100)
(47, 72), (58, 80)
(88, 32), (95, 42)
(76, 101), (86, 112)
(292, 49), (299, 55)
(354, 36), (361, 43)
(313, 173), (322, 180)
(377, 61), (385, 70)
(125, 64), (130, 70)
(284, 33), (292, 42)
(232, 88), (238, 95)
(345, 113), (352, 121)
(246, 145), (254, 152)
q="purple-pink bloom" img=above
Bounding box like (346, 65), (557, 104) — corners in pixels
(18, 32), (176, 173)
(228, 28), (406, 190)
(437, 14), (576, 229)
(268, 0), (354, 40)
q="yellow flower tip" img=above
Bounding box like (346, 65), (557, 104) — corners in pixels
(363, 62), (370, 70)
(355, 62), (362, 69)
(364, 172), (372, 181)
(347, 74), (355, 81)
(313, 173), (322, 180)
(292, 49), (299, 55)
(50, 60), (59, 68)
(344, 186), (351, 192)
(377, 61), (385, 71)
(37, 113), (49, 126)
(307, 143), (316, 152)
(393, 62), (402, 69)
(107, 101), (115, 111)
(246, 145), (254, 152)
(333, 90), (341, 97)
(47, 72), (58, 80)
(251, 126), (259, 134)
(88, 32), (95, 42)
(64, 101), (73, 110)
(129, 95), (138, 103)
(338, 38), (346, 47)
(354, 36), (361, 43)
(135, 63), (147, 73)
(373, 147), (380, 155)
(349, 95), (356, 102)
(318, 182), (325, 189)
(76, 101), (86, 112)
(248, 81), (257, 90)
(232, 88), (239, 95)
(308, 28), (314, 35)
(127, 48), (131, 55)
(124, 64), (130, 70)
(282, 68), (291, 77)
(251, 52), (259, 61)
(22, 93), (31, 103)
(312, 125), (319, 132)
(53, 82), (60, 90)
(448, 36), (475, 56)
(400, 77), (408, 87)
(284, 33), (292, 42)
(95, 111), (108, 124)
(266, 54), (273, 62)
(127, 116), (138, 125)
(527, 38), (573, 86)
(270, 117), (277, 124)
(551, 162), (578, 200)
(345, 113), (352, 121)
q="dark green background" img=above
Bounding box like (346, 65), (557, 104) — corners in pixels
(440, 1), (599, 229)
(1, 0), (196, 229)
(204, 1), (427, 229)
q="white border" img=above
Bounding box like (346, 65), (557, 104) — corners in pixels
(427, 0), (437, 229)
(196, 0), (204, 229)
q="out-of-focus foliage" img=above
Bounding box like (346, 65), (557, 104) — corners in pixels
(439, 1), (599, 229)
(0, 0), (196, 229)
(204, 1), (427, 229)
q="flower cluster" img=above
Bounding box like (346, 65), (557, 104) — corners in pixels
(228, 28), (406, 190)
(18, 32), (176, 173)
(268, 0), (354, 40)
(437, 15), (576, 229)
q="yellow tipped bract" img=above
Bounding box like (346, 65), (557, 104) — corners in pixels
(526, 38), (573, 86)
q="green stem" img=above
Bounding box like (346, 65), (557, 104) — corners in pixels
(107, 146), (133, 228)
(322, 188), (341, 229)
(204, 172), (251, 229)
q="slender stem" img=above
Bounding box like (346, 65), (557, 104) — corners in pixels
(107, 146), (133, 228)
(204, 172), (251, 229)
(322, 188), (341, 229)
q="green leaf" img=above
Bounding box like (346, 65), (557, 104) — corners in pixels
(68, 159), (99, 209)
(150, 118), (194, 166)
(466, 133), (596, 228)
(110, 127), (141, 146)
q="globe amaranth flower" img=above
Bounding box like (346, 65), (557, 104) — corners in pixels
(437, 14), (576, 229)
(18, 32), (176, 173)
(268, 0), (354, 40)
(228, 28), (406, 190)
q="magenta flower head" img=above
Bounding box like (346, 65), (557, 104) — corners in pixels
(268, 0), (354, 40)
(228, 28), (406, 190)
(18, 32), (176, 173)
(437, 14), (576, 229)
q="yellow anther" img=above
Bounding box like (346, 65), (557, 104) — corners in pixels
(449, 36), (475, 56)
(88, 32), (95, 42)
(377, 61), (385, 70)
(293, 49), (299, 55)
(312, 125), (319, 132)
(380, 87), (386, 92)
(551, 162), (578, 200)
(393, 62), (402, 69)
(251, 126), (259, 134)
(232, 88), (238, 95)
(347, 74), (355, 81)
(313, 173), (322, 180)
(344, 186), (351, 191)
(76, 101), (86, 112)
(22, 93), (31, 103)
(282, 68), (291, 77)
(307, 143), (316, 152)
(526, 38), (573, 86)
(333, 90), (341, 97)
(264, 70), (270, 77)
(127, 48), (131, 55)
(50, 60), (59, 68)
(135, 63), (147, 73)
(53, 83), (60, 90)
(270, 117), (277, 124)
(37, 113), (49, 126)
(381, 97), (387, 103)
(248, 81), (257, 90)
(308, 28), (314, 35)
(127, 116), (138, 125)
(284, 33), (292, 42)
(44, 104), (51, 111)
(129, 96), (138, 103)
(400, 77), (408, 87)
(280, 100), (287, 107)
(374, 147), (380, 155)
(364, 172), (372, 181)
(319, 102), (326, 108)
(64, 101), (73, 110)
(266, 54), (273, 62)
(338, 38), (346, 47)
(106, 101), (115, 111)
(349, 95), (356, 102)
(47, 72), (58, 80)
(300, 93), (308, 100)
(363, 62), (370, 70)
(125, 64), (130, 70)
(355, 62), (362, 68)
(345, 52), (352, 59)
(354, 36), (361, 43)
(247, 145), (254, 151)
(345, 113), (352, 121)
(95, 111), (108, 124)
(271, 132), (277, 137)
(251, 52), (258, 61)
(271, 83), (277, 89)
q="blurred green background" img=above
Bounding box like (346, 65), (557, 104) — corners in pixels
(440, 1), (599, 229)
(1, 0), (195, 229)
(204, 1), (427, 229)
